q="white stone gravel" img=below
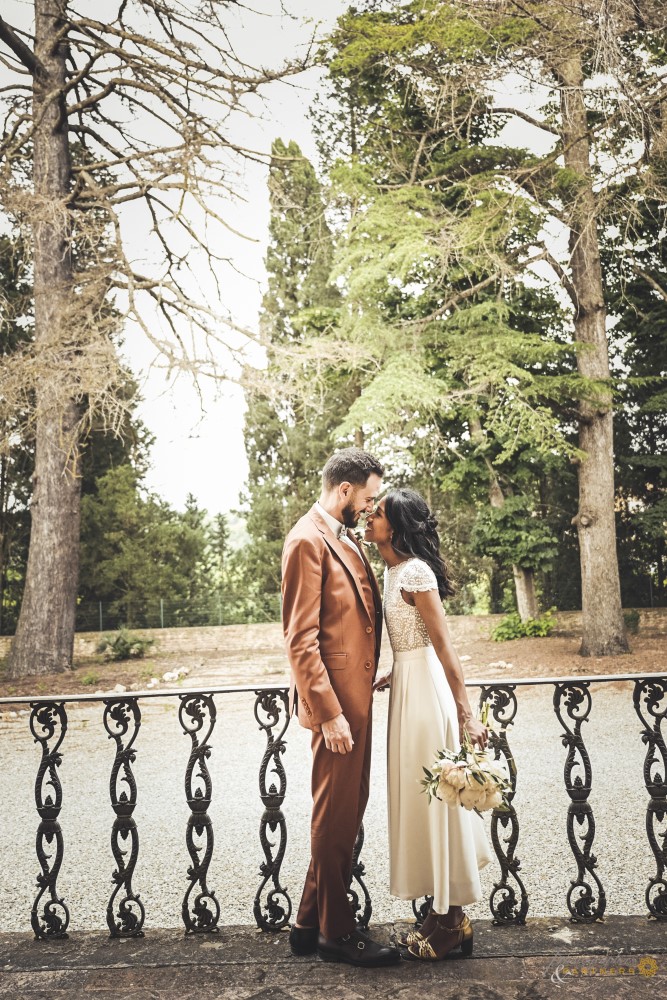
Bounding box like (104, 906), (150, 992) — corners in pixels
(0, 681), (657, 932)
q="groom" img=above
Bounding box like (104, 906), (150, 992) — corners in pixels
(281, 448), (400, 967)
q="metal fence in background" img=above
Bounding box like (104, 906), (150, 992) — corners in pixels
(71, 595), (283, 634)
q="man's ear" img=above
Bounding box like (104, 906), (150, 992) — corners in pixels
(339, 481), (352, 499)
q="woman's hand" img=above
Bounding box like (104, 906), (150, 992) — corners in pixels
(460, 716), (489, 750)
(373, 671), (392, 692)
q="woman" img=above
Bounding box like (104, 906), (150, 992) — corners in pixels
(365, 488), (492, 961)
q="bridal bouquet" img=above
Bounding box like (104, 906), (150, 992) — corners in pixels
(421, 702), (511, 812)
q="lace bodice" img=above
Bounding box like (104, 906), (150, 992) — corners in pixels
(383, 557), (439, 653)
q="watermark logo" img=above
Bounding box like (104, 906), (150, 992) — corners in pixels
(637, 956), (658, 978)
(548, 954), (659, 986)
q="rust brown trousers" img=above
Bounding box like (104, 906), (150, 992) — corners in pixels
(281, 505), (382, 940)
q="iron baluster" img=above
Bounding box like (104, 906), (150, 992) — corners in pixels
(30, 701), (70, 940)
(554, 681), (606, 922)
(411, 895), (433, 925)
(348, 822), (372, 930)
(633, 678), (667, 919)
(253, 690), (292, 931)
(179, 693), (220, 933)
(479, 684), (528, 924)
(103, 698), (144, 937)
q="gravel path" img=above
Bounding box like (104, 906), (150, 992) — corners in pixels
(0, 680), (657, 933)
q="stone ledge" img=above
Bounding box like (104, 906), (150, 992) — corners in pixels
(1, 918), (666, 1000)
(2, 916), (666, 969)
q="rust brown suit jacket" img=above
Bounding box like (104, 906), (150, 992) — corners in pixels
(281, 505), (383, 732)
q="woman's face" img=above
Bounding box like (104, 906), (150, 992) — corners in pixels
(364, 498), (393, 546)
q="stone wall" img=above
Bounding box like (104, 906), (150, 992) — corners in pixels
(1, 607), (665, 661)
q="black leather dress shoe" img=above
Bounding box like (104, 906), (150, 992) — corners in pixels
(289, 924), (319, 956)
(317, 928), (401, 967)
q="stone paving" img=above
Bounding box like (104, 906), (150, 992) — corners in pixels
(2, 916), (667, 1000)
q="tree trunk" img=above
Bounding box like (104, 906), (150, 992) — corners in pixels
(0, 453), (6, 635)
(512, 565), (538, 621)
(657, 536), (665, 606)
(7, 0), (81, 678)
(473, 418), (539, 622)
(557, 52), (629, 656)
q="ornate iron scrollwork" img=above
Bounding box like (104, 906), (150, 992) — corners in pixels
(554, 681), (606, 922)
(633, 678), (667, 919)
(103, 698), (144, 937)
(253, 689), (292, 931)
(30, 701), (70, 939)
(348, 822), (372, 930)
(179, 693), (220, 933)
(412, 895), (433, 924)
(479, 684), (528, 925)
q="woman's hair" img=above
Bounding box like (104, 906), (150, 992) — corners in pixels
(383, 488), (455, 600)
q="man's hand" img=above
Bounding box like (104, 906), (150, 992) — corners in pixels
(321, 713), (354, 754)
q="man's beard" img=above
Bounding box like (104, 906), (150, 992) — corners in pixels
(342, 497), (359, 528)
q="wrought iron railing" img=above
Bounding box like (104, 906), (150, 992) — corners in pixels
(1, 672), (666, 940)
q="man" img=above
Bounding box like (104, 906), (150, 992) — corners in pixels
(281, 448), (400, 968)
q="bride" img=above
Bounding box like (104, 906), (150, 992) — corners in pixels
(365, 487), (492, 961)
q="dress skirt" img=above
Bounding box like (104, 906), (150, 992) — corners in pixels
(387, 645), (492, 913)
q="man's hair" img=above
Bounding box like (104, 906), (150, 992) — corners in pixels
(322, 448), (384, 490)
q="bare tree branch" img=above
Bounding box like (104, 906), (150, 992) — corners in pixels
(630, 261), (667, 302)
(489, 106), (560, 136)
(0, 16), (46, 78)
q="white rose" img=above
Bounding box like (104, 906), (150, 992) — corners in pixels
(445, 763), (467, 790)
(438, 780), (460, 807)
(459, 784), (480, 810)
(482, 788), (504, 811)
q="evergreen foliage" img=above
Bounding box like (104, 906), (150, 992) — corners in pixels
(242, 139), (359, 593)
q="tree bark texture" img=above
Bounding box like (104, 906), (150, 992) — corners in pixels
(557, 52), (629, 656)
(512, 565), (538, 621)
(482, 435), (538, 623)
(7, 1), (81, 678)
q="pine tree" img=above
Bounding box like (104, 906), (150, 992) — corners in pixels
(242, 139), (356, 593)
(298, 0), (667, 650)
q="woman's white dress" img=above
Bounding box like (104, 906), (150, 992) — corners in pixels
(385, 557), (492, 913)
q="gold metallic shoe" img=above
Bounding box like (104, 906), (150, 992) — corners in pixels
(396, 909), (436, 949)
(407, 913), (473, 961)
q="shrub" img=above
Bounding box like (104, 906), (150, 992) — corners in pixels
(624, 609), (640, 635)
(96, 629), (155, 661)
(81, 671), (100, 686)
(491, 609), (557, 642)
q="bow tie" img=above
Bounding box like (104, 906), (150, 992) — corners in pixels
(339, 526), (348, 538)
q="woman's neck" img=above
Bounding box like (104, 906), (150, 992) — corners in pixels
(377, 540), (410, 568)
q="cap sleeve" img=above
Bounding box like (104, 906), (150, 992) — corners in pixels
(399, 558), (438, 594)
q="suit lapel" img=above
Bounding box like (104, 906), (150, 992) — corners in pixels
(347, 531), (382, 617)
(308, 506), (374, 622)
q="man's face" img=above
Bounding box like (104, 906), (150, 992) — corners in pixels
(340, 474), (383, 528)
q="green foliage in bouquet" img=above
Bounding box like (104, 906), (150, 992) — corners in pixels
(96, 629), (155, 662)
(491, 609), (557, 641)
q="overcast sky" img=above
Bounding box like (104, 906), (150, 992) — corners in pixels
(124, 0), (350, 515)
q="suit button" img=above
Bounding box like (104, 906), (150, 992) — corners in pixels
(365, 626), (372, 634)
(364, 660), (372, 670)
